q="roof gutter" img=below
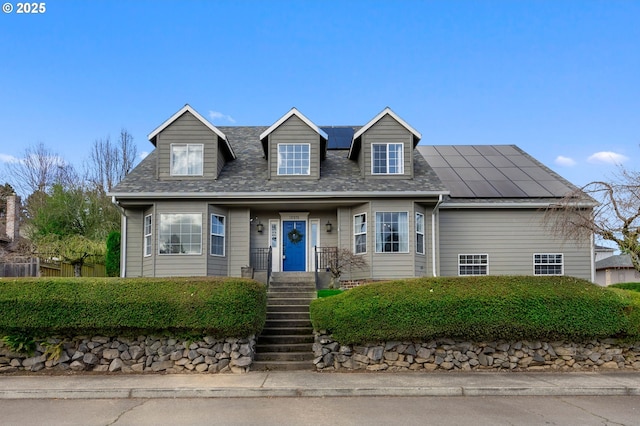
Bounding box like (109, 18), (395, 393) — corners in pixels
(431, 194), (443, 277)
(109, 190), (450, 200)
(439, 201), (597, 209)
(111, 196), (127, 278)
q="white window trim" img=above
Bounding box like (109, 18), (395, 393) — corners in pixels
(416, 212), (425, 255)
(277, 143), (311, 176)
(533, 253), (564, 276)
(170, 143), (204, 176)
(158, 213), (203, 256)
(143, 214), (152, 257)
(458, 253), (489, 276)
(375, 211), (410, 254)
(354, 213), (367, 255)
(371, 143), (405, 175)
(210, 214), (226, 257)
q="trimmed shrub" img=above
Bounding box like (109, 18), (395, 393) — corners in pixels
(310, 276), (640, 345)
(0, 277), (267, 338)
(105, 231), (121, 277)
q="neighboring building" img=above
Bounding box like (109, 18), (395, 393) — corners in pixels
(110, 105), (595, 282)
(595, 244), (616, 263)
(595, 254), (640, 286)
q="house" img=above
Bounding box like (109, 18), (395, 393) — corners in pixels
(110, 105), (595, 283)
(595, 254), (640, 286)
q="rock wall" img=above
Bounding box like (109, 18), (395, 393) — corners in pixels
(314, 332), (640, 371)
(0, 335), (256, 374)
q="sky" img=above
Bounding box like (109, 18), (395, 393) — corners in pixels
(0, 0), (638, 191)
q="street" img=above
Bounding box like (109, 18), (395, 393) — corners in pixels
(1, 396), (639, 426)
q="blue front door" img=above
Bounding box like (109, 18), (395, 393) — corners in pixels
(283, 220), (306, 271)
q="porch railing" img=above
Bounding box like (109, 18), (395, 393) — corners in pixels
(314, 246), (338, 288)
(250, 247), (272, 286)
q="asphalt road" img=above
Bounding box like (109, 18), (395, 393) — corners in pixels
(1, 396), (639, 426)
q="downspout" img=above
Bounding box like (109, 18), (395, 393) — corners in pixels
(590, 232), (595, 283)
(431, 194), (443, 277)
(111, 196), (127, 278)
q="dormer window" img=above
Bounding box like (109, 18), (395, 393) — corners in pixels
(372, 143), (404, 175)
(171, 144), (203, 176)
(277, 143), (310, 175)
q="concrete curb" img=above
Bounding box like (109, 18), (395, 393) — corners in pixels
(1, 371), (638, 399)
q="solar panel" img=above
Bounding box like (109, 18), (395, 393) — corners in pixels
(321, 127), (354, 150)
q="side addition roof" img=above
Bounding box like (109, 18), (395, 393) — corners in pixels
(348, 107), (422, 160)
(418, 144), (594, 207)
(147, 104), (236, 160)
(596, 254), (634, 270)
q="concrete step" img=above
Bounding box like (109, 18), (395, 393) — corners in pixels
(254, 351), (315, 362)
(260, 327), (313, 336)
(257, 334), (314, 345)
(255, 343), (313, 353)
(251, 360), (313, 371)
(267, 311), (310, 320)
(267, 298), (315, 306)
(265, 319), (312, 328)
(266, 304), (312, 313)
(268, 292), (316, 299)
(270, 272), (316, 284)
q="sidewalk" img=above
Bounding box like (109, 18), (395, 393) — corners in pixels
(1, 371), (639, 399)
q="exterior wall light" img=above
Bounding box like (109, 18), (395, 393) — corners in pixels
(326, 221), (332, 232)
(257, 221), (264, 233)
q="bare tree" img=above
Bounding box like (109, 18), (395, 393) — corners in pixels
(544, 167), (640, 272)
(5, 143), (75, 196)
(87, 129), (137, 193)
(327, 248), (369, 287)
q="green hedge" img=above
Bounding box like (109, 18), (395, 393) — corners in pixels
(310, 276), (640, 345)
(0, 277), (267, 338)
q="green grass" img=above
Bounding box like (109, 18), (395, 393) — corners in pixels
(611, 282), (640, 292)
(0, 277), (267, 338)
(310, 276), (640, 345)
(317, 289), (344, 298)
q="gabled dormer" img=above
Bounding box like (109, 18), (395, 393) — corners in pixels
(148, 104), (236, 180)
(259, 108), (328, 180)
(348, 107), (421, 179)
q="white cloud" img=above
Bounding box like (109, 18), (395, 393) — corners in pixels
(139, 151), (149, 160)
(0, 153), (20, 164)
(554, 155), (576, 167)
(208, 111), (236, 124)
(587, 151), (629, 165)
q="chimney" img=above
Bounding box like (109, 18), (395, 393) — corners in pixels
(6, 195), (19, 241)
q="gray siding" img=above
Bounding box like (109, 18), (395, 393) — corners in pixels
(268, 115), (321, 180)
(153, 201), (208, 277)
(439, 208), (592, 280)
(368, 200), (416, 279)
(156, 111), (219, 180)
(207, 205), (229, 277)
(361, 115), (414, 179)
(124, 209), (142, 277)
(228, 208), (250, 277)
(217, 144), (227, 177)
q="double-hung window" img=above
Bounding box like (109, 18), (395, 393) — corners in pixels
(143, 214), (152, 257)
(459, 254), (488, 275)
(277, 144), (310, 175)
(375, 212), (409, 253)
(171, 144), (203, 176)
(534, 253), (563, 275)
(372, 143), (404, 174)
(354, 213), (367, 254)
(416, 213), (425, 255)
(210, 214), (225, 256)
(158, 213), (202, 255)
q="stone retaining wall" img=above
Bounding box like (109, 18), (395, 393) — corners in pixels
(0, 335), (256, 374)
(313, 332), (640, 371)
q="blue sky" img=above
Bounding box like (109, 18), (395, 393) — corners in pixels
(1, 0), (638, 189)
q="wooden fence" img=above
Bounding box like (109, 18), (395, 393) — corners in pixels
(0, 258), (106, 278)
